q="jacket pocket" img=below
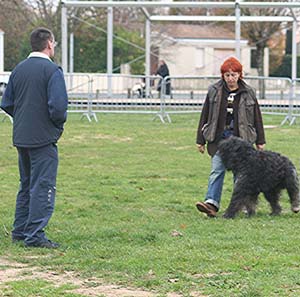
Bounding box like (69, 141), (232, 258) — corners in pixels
(247, 124), (257, 144)
(202, 123), (214, 142)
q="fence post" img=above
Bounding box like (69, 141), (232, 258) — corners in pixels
(190, 90), (194, 99)
(156, 77), (171, 123)
(87, 76), (98, 122)
(281, 78), (295, 126)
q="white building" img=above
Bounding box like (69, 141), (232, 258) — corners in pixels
(152, 24), (269, 77)
(0, 28), (4, 72)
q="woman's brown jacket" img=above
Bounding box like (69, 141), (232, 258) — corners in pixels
(196, 79), (265, 156)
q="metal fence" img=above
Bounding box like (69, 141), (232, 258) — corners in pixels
(159, 75), (295, 123)
(291, 79), (300, 125)
(90, 74), (165, 120)
(1, 72), (300, 124)
(64, 73), (95, 121)
(244, 76), (293, 125)
(0, 72), (12, 122)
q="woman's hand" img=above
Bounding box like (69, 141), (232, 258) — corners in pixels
(256, 144), (265, 151)
(197, 144), (205, 154)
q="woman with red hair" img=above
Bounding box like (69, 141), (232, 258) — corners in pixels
(195, 56), (265, 218)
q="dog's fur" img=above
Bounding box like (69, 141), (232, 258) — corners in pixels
(217, 136), (300, 218)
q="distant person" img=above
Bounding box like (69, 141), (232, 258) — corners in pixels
(132, 77), (146, 98)
(155, 60), (171, 96)
(0, 27), (68, 248)
(195, 57), (265, 218)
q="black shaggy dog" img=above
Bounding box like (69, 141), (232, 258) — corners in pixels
(218, 136), (300, 218)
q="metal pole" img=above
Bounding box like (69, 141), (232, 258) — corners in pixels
(62, 1), (236, 9)
(107, 2), (113, 98)
(62, 1), (300, 9)
(61, 5), (68, 73)
(0, 31), (4, 72)
(235, 0), (241, 60)
(149, 15), (293, 22)
(145, 19), (151, 98)
(292, 20), (297, 82)
(69, 32), (74, 90)
(289, 19), (297, 125)
(69, 32), (74, 73)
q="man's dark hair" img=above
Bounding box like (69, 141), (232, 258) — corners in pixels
(30, 27), (54, 51)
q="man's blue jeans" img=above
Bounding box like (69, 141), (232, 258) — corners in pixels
(205, 153), (225, 210)
(12, 144), (58, 245)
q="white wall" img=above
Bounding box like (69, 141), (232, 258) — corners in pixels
(158, 39), (256, 77)
(0, 31), (4, 72)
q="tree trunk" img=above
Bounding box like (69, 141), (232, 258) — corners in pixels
(256, 45), (265, 99)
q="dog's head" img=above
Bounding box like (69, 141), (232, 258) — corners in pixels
(217, 136), (255, 170)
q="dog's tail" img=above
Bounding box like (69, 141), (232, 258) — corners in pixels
(286, 167), (300, 213)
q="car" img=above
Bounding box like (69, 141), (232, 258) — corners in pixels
(0, 75), (9, 96)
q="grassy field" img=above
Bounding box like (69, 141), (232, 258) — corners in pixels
(1, 113), (300, 297)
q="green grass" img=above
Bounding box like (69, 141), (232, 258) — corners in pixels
(1, 113), (300, 297)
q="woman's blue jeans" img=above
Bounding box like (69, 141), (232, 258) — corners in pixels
(205, 153), (226, 210)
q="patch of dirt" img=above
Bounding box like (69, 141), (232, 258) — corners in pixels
(192, 272), (233, 279)
(172, 146), (193, 151)
(0, 257), (206, 297)
(70, 134), (132, 143)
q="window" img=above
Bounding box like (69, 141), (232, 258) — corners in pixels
(195, 48), (204, 68)
(251, 49), (258, 68)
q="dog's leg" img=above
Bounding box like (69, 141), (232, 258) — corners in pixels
(222, 202), (241, 219)
(244, 196), (258, 217)
(287, 187), (300, 213)
(286, 169), (300, 213)
(224, 194), (257, 218)
(264, 191), (282, 215)
(223, 187), (249, 219)
(222, 175), (242, 219)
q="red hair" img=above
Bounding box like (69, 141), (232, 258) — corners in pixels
(220, 57), (243, 79)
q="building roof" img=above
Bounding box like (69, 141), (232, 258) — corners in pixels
(154, 23), (237, 40)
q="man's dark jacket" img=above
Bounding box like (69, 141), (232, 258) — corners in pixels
(0, 56), (68, 148)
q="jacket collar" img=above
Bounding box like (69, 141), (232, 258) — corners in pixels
(28, 52), (52, 61)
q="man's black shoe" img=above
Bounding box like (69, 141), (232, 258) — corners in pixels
(25, 240), (60, 249)
(12, 236), (25, 243)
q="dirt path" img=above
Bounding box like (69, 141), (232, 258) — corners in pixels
(0, 257), (204, 297)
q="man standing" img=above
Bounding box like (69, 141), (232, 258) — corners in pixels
(195, 57), (265, 218)
(155, 60), (171, 96)
(1, 27), (68, 248)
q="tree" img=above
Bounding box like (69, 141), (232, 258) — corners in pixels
(268, 30), (286, 75)
(64, 4), (146, 74)
(73, 20), (145, 74)
(241, 4), (288, 98)
(113, 26), (145, 74)
(0, 0), (33, 70)
(271, 55), (300, 78)
(0, 0), (64, 69)
(73, 22), (107, 73)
